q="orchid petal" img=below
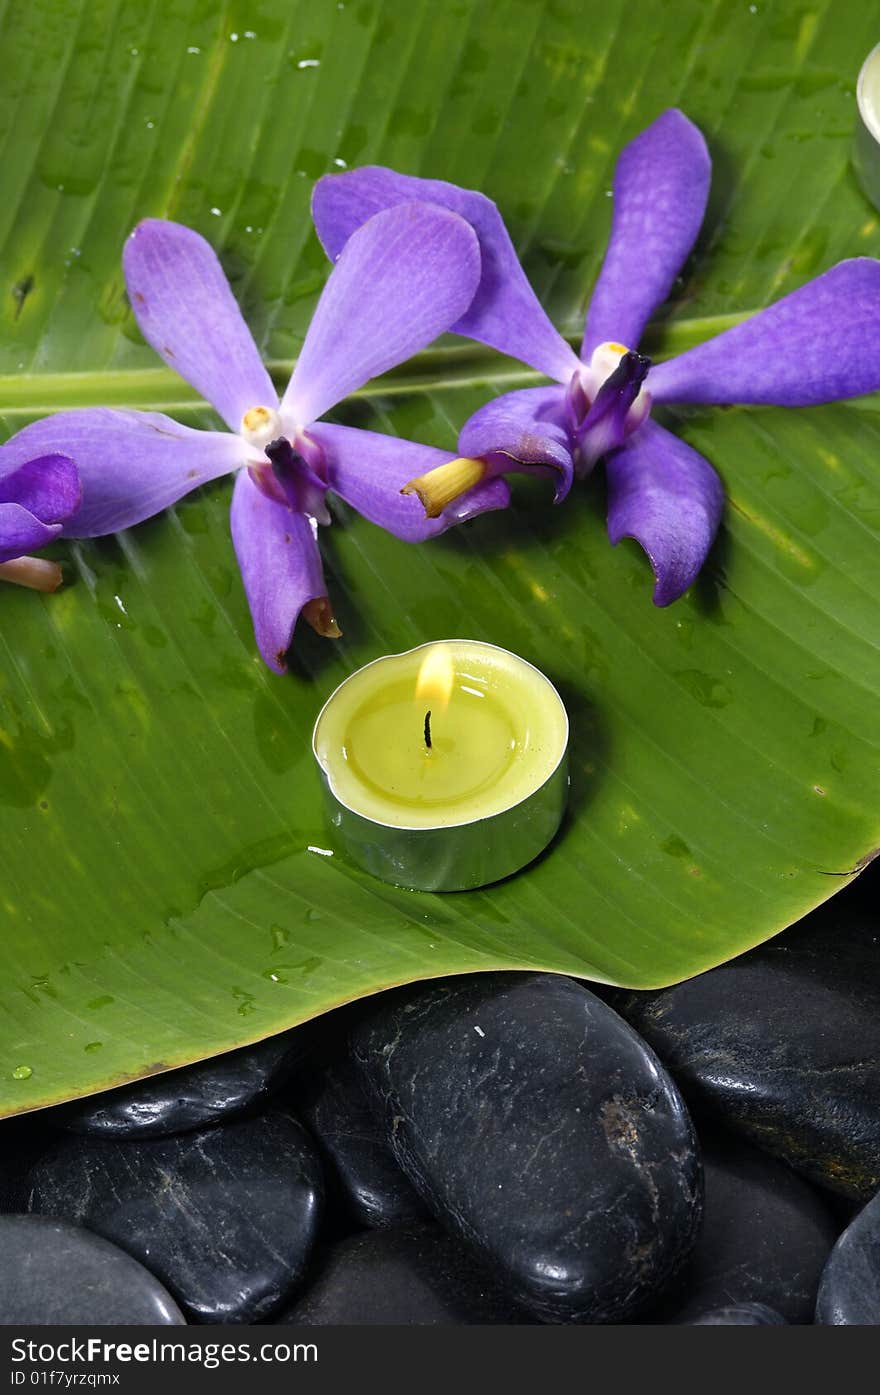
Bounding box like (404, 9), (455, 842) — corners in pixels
(583, 110), (710, 358)
(442, 475), (512, 527)
(0, 504), (61, 563)
(310, 422), (510, 541)
(284, 204), (481, 426)
(457, 386), (574, 501)
(124, 219), (277, 433)
(650, 259), (880, 406)
(312, 168), (580, 384)
(0, 452), (81, 525)
(1, 411), (242, 537)
(606, 418), (724, 605)
(229, 470), (329, 674)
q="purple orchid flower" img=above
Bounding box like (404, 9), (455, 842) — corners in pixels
(0, 452), (80, 593)
(311, 110), (880, 604)
(1, 205), (508, 671)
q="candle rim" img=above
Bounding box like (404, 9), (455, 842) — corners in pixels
(312, 638), (569, 833)
(858, 42), (880, 143)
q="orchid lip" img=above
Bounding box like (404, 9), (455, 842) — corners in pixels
(263, 436), (331, 525)
(264, 436), (303, 473)
(567, 343), (653, 445)
(575, 350), (653, 474)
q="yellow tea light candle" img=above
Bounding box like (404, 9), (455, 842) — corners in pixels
(312, 640), (569, 891)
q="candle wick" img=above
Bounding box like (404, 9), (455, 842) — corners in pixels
(424, 710), (432, 751)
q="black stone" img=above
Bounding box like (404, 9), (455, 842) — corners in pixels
(279, 1225), (532, 1325)
(687, 1303), (787, 1325)
(0, 1116), (55, 1211)
(609, 888), (880, 1199)
(24, 1108), (323, 1323)
(0, 1215), (185, 1324)
(816, 1189), (880, 1324)
(653, 1134), (838, 1324)
(352, 973), (702, 1324)
(298, 1055), (428, 1230)
(56, 1030), (308, 1139)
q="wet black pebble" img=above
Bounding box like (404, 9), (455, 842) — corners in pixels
(654, 1134), (838, 1324)
(352, 972), (702, 1323)
(279, 1224), (532, 1325)
(24, 1108), (322, 1323)
(815, 1188), (880, 1324)
(0, 1214), (185, 1324)
(57, 1029), (308, 1139)
(610, 892), (880, 1199)
(299, 1055), (427, 1229)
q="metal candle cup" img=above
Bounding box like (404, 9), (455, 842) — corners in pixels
(855, 43), (880, 209)
(311, 640), (569, 892)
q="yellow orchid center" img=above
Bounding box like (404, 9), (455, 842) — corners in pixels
(241, 405), (283, 450)
(588, 341), (633, 389)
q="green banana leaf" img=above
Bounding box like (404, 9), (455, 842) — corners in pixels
(2, 0), (878, 1116)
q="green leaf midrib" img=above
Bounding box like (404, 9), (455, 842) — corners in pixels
(0, 309), (754, 417)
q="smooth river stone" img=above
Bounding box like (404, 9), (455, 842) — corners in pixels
(688, 1303), (787, 1325)
(815, 1189), (880, 1324)
(610, 889), (880, 1199)
(57, 1030), (308, 1139)
(351, 973), (702, 1324)
(280, 1225), (532, 1325)
(655, 1135), (838, 1324)
(299, 1055), (428, 1229)
(24, 1109), (322, 1323)
(0, 1214), (185, 1324)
